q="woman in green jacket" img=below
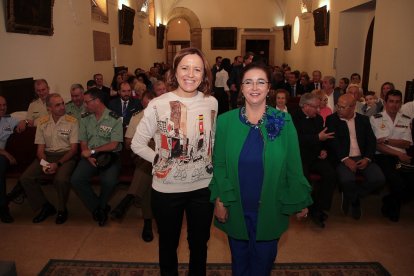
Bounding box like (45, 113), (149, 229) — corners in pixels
(210, 62), (312, 276)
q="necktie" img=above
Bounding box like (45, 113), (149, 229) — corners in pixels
(292, 85), (296, 97)
(316, 83), (320, 90)
(122, 101), (127, 117)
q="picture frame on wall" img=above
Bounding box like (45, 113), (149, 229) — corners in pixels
(313, 5), (329, 46)
(119, 5), (135, 45)
(283, 25), (292, 51)
(211, 27), (237, 50)
(5, 0), (55, 36)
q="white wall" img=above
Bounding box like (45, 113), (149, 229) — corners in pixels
(0, 0), (164, 101)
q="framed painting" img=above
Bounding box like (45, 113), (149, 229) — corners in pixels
(6, 0), (54, 36)
(211, 27), (237, 50)
(119, 5), (135, 45)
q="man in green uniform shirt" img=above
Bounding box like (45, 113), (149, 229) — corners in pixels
(65, 84), (86, 121)
(71, 88), (123, 226)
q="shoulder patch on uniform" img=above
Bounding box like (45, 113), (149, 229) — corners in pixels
(373, 113), (383, 118)
(132, 110), (141, 116)
(402, 114), (411, 119)
(65, 114), (77, 123)
(81, 112), (91, 118)
(37, 115), (50, 125)
(109, 111), (120, 119)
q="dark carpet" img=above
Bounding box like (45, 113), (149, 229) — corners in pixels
(39, 259), (391, 276)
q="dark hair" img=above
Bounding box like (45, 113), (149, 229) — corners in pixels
(268, 88), (290, 107)
(340, 77), (350, 85)
(142, 90), (156, 101)
(136, 73), (152, 88)
(350, 73), (361, 80)
(243, 52), (255, 62)
(240, 62), (272, 85)
(380, 81), (395, 99)
(166, 47), (212, 95)
(86, 79), (96, 87)
(111, 72), (123, 91)
(215, 56), (222, 62)
(84, 87), (103, 103)
(385, 89), (402, 102)
(365, 91), (376, 97)
(93, 73), (102, 79)
(219, 58), (231, 74)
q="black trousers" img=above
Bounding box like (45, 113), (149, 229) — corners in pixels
(302, 158), (336, 212)
(151, 187), (214, 276)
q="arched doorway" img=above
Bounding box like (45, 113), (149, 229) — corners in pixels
(166, 7), (202, 50)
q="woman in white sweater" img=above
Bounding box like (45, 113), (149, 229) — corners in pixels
(131, 47), (218, 276)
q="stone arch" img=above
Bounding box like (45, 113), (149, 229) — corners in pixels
(166, 7), (202, 50)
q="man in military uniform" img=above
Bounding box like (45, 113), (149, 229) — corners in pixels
(65, 84), (86, 121)
(111, 91), (155, 241)
(25, 79), (50, 126)
(71, 88), (123, 226)
(0, 96), (26, 223)
(370, 90), (413, 222)
(20, 93), (79, 224)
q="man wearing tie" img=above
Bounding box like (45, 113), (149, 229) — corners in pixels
(307, 70), (323, 91)
(108, 82), (142, 126)
(284, 71), (304, 97)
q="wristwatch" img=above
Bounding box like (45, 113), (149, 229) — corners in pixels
(90, 149), (96, 155)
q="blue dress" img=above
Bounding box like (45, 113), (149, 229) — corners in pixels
(228, 112), (278, 276)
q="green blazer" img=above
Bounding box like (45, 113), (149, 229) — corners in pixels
(209, 107), (312, 240)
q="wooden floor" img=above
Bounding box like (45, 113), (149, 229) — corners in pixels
(0, 180), (413, 275)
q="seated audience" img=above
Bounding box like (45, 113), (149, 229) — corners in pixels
(300, 72), (312, 93)
(284, 71), (304, 97)
(111, 91), (156, 242)
(20, 93), (79, 224)
(153, 80), (167, 97)
(108, 82), (142, 126)
(346, 84), (364, 114)
(361, 91), (379, 117)
(86, 79), (96, 90)
(322, 76), (342, 112)
(307, 70), (323, 91)
(292, 93), (336, 227)
(350, 73), (362, 85)
(377, 82), (395, 112)
(94, 73), (111, 106)
(312, 89), (332, 124)
(338, 77), (350, 94)
(110, 72), (124, 100)
(23, 79), (50, 127)
(326, 94), (385, 220)
(71, 88), (123, 227)
(0, 96), (26, 223)
(273, 89), (290, 112)
(401, 98), (414, 119)
(65, 84), (86, 121)
(370, 90), (413, 222)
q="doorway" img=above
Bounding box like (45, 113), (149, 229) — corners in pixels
(241, 34), (275, 66)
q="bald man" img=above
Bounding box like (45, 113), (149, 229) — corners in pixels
(326, 94), (385, 220)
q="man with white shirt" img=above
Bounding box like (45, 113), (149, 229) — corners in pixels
(370, 90), (413, 222)
(326, 94), (385, 220)
(322, 76), (342, 112)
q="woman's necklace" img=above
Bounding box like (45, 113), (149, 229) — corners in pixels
(240, 105), (268, 129)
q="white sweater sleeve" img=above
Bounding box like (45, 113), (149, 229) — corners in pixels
(131, 106), (157, 163)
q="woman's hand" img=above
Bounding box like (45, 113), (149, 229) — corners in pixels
(296, 207), (308, 220)
(214, 198), (228, 223)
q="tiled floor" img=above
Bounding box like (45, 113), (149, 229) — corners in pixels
(0, 181), (413, 275)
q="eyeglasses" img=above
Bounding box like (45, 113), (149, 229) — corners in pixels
(85, 97), (97, 104)
(241, 79), (269, 88)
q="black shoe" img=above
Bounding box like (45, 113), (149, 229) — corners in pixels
(142, 219), (154, 242)
(6, 182), (26, 204)
(310, 210), (325, 228)
(0, 206), (14, 223)
(351, 199), (362, 220)
(94, 205), (110, 227)
(381, 197), (400, 222)
(341, 192), (350, 215)
(55, 209), (68, 224)
(110, 194), (134, 220)
(33, 203), (56, 223)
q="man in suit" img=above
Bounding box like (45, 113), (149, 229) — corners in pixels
(306, 70), (323, 91)
(284, 71), (304, 97)
(227, 52), (254, 109)
(211, 56), (222, 91)
(292, 93), (336, 227)
(108, 82), (142, 126)
(322, 76), (342, 112)
(94, 73), (111, 106)
(326, 94), (385, 220)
